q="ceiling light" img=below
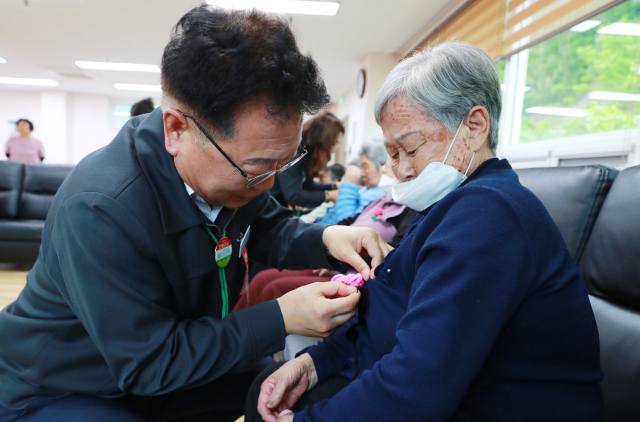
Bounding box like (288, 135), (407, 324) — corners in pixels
(0, 77), (59, 86)
(114, 83), (161, 92)
(525, 107), (588, 117)
(597, 22), (640, 36)
(206, 1), (339, 16)
(76, 61), (160, 72)
(571, 20), (601, 32)
(588, 91), (640, 101)
(0, 57), (6, 64)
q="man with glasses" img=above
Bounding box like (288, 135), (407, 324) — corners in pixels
(0, 6), (389, 422)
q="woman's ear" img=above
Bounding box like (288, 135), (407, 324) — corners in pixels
(465, 106), (490, 152)
(164, 109), (189, 157)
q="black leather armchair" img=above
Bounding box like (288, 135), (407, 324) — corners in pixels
(0, 161), (73, 265)
(516, 164), (639, 422)
(579, 166), (640, 422)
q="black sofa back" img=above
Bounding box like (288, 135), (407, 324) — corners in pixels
(579, 166), (640, 422)
(515, 166), (617, 264)
(0, 161), (25, 219)
(19, 164), (74, 220)
(0, 161), (73, 265)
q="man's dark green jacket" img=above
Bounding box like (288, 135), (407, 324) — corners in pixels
(0, 109), (340, 409)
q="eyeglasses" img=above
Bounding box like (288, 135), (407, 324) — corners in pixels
(178, 110), (308, 188)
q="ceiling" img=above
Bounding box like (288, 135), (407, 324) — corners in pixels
(0, 0), (456, 101)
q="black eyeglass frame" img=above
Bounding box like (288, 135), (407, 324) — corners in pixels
(177, 110), (308, 188)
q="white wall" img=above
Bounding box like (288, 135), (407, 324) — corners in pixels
(0, 90), (154, 165)
(331, 53), (400, 164)
(67, 94), (121, 164)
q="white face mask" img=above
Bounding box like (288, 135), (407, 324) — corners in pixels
(378, 174), (395, 199)
(392, 121), (475, 211)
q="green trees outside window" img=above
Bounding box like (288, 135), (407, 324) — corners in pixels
(516, 0), (640, 142)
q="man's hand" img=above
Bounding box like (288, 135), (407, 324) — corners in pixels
(258, 353), (317, 422)
(277, 282), (359, 337)
(323, 225), (392, 280)
(343, 165), (362, 184)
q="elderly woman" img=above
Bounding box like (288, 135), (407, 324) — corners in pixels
(246, 41), (602, 422)
(317, 141), (387, 224)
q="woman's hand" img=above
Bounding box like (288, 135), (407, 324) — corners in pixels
(258, 353), (318, 422)
(343, 165), (362, 184)
(325, 190), (338, 202)
(276, 413), (294, 422)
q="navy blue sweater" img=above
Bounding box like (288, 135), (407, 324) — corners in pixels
(301, 158), (603, 422)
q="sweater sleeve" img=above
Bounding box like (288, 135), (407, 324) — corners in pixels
(295, 188), (536, 422)
(304, 316), (359, 382)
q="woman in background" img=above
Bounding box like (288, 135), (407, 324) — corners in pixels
(317, 141), (386, 225)
(5, 119), (44, 164)
(270, 113), (343, 208)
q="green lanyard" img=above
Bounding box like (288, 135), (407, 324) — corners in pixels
(203, 225), (229, 319)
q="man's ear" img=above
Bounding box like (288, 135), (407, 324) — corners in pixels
(465, 106), (490, 152)
(164, 109), (189, 157)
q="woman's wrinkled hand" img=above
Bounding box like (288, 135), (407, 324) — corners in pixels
(258, 353), (317, 422)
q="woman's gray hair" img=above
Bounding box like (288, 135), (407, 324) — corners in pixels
(360, 138), (388, 170)
(374, 41), (501, 152)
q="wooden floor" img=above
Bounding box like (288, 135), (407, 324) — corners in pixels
(0, 270), (246, 422)
(0, 270), (27, 309)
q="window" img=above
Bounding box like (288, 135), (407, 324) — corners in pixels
(501, 0), (639, 169)
(112, 102), (132, 127)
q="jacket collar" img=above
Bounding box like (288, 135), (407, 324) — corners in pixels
(133, 108), (205, 234)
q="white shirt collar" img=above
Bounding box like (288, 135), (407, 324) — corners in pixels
(184, 183), (223, 223)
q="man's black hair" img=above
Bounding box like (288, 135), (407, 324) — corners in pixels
(16, 119), (33, 132)
(326, 163), (345, 181)
(161, 4), (330, 137)
(130, 98), (155, 117)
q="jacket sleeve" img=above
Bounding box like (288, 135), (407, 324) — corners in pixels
(304, 178), (335, 192)
(248, 192), (349, 272)
(51, 192), (287, 396)
(275, 164), (325, 208)
(295, 189), (535, 422)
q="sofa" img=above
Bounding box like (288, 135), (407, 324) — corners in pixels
(0, 161), (74, 265)
(516, 164), (639, 422)
(0, 159), (638, 420)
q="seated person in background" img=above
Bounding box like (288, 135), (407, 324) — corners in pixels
(270, 113), (343, 209)
(317, 141), (386, 225)
(234, 196), (416, 311)
(300, 164), (345, 223)
(245, 41), (603, 422)
(319, 163), (345, 184)
(130, 97), (155, 117)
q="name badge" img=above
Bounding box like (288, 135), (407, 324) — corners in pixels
(215, 237), (232, 268)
